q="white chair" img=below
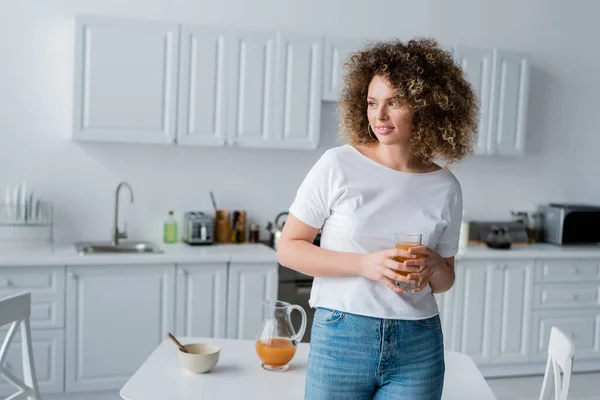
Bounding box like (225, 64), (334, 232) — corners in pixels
(539, 326), (575, 400)
(0, 292), (41, 400)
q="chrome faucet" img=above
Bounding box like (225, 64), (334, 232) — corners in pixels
(112, 182), (134, 246)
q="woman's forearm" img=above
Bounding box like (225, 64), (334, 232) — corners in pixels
(277, 239), (363, 278)
(429, 260), (455, 293)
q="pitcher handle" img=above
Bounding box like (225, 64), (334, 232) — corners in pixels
(287, 305), (307, 344)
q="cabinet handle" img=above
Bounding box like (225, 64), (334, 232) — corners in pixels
(569, 332), (576, 340)
(496, 265), (506, 270)
(68, 272), (76, 279)
(570, 267), (579, 274)
(179, 269), (187, 276)
(0, 279), (11, 287)
(571, 293), (578, 300)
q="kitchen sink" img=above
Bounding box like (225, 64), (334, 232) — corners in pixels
(75, 241), (164, 255)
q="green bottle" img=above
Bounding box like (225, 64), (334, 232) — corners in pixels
(163, 210), (178, 244)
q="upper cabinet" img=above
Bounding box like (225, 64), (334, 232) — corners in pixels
(488, 50), (530, 156)
(72, 15), (179, 144)
(72, 15), (531, 154)
(177, 25), (231, 146)
(270, 33), (323, 149)
(227, 30), (278, 147)
(454, 47), (530, 156)
(322, 37), (364, 102)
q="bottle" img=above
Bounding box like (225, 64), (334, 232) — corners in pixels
(163, 210), (178, 244)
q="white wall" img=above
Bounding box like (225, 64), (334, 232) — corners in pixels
(1, 0), (598, 243)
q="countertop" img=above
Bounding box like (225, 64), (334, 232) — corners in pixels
(455, 243), (600, 259)
(0, 242), (599, 267)
(0, 242), (278, 266)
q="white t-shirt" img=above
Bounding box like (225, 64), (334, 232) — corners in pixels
(288, 145), (463, 320)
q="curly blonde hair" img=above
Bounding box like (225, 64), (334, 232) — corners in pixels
(339, 37), (479, 163)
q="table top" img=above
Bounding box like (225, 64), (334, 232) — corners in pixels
(120, 337), (496, 400)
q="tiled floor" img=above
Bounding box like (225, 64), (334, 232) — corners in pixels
(487, 372), (600, 400)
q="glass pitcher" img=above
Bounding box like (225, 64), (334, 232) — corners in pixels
(255, 300), (307, 371)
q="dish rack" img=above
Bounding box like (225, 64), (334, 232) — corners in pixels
(0, 202), (54, 244)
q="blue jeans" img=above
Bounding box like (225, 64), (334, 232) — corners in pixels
(305, 308), (445, 400)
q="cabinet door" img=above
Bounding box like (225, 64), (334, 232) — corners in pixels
(226, 262), (278, 340)
(65, 265), (175, 392)
(72, 15), (179, 144)
(0, 266), (65, 329)
(227, 30), (277, 147)
(322, 37), (364, 101)
(0, 329), (65, 395)
(531, 310), (600, 361)
(489, 50), (530, 156)
(489, 260), (534, 364)
(177, 25), (231, 146)
(270, 33), (323, 149)
(175, 263), (227, 338)
(454, 47), (494, 155)
(454, 260), (495, 364)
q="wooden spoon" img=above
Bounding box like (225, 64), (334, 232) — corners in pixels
(168, 332), (188, 353)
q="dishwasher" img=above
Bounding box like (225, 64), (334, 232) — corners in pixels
(277, 233), (320, 343)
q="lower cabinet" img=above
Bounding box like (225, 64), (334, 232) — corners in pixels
(175, 263), (228, 338)
(65, 264), (175, 392)
(0, 329), (65, 396)
(226, 262), (278, 340)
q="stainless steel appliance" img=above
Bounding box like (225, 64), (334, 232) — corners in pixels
(182, 211), (214, 245)
(277, 233), (319, 343)
(539, 203), (600, 245)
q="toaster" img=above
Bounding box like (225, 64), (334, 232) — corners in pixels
(182, 211), (214, 245)
(539, 203), (600, 245)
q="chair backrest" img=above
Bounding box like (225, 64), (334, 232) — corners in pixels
(0, 291), (40, 400)
(539, 326), (575, 400)
(0, 291), (31, 328)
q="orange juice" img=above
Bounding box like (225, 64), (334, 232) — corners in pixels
(255, 337), (296, 367)
(394, 242), (423, 283)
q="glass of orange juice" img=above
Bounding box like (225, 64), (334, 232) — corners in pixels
(394, 233), (423, 290)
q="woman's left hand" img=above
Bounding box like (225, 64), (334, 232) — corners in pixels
(403, 246), (446, 293)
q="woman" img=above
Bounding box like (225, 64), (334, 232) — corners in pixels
(277, 37), (478, 399)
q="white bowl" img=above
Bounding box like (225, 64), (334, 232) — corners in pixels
(178, 343), (221, 374)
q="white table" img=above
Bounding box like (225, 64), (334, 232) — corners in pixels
(120, 337), (496, 400)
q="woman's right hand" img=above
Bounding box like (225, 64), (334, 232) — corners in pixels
(358, 249), (420, 294)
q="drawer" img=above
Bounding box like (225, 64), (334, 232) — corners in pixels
(0, 267), (65, 328)
(534, 285), (600, 309)
(531, 310), (600, 361)
(0, 329), (65, 395)
(536, 260), (600, 283)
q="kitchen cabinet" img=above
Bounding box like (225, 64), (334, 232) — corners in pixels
(65, 264), (175, 392)
(0, 329), (65, 395)
(269, 33), (323, 149)
(453, 259), (534, 365)
(322, 37), (365, 102)
(0, 266), (65, 329)
(226, 262), (278, 340)
(453, 47), (494, 156)
(177, 25), (231, 146)
(226, 29), (278, 148)
(489, 260), (534, 364)
(72, 15), (179, 144)
(175, 263), (228, 338)
(453, 259), (496, 364)
(454, 47), (530, 156)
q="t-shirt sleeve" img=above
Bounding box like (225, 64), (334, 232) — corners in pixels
(289, 151), (339, 229)
(435, 182), (463, 258)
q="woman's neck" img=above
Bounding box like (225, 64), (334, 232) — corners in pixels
(360, 143), (439, 173)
